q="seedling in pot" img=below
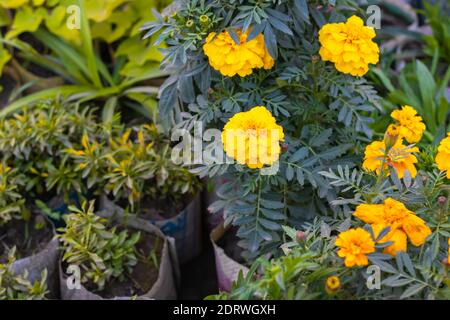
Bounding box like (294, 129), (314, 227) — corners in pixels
(58, 201), (163, 298)
(0, 164), (54, 261)
(0, 247), (48, 300)
(68, 123), (202, 220)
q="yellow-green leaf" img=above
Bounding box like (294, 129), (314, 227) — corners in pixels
(116, 36), (162, 68)
(0, 0), (29, 9)
(86, 0), (129, 23)
(119, 60), (161, 79)
(45, 5), (81, 45)
(0, 46), (12, 74)
(0, 8), (10, 27)
(91, 9), (135, 43)
(6, 7), (47, 39)
(32, 0), (45, 5)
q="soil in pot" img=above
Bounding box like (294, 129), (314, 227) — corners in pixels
(216, 226), (245, 264)
(63, 230), (163, 299)
(102, 194), (202, 264)
(117, 193), (194, 221)
(0, 215), (53, 262)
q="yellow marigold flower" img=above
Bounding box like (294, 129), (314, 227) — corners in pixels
(354, 198), (432, 256)
(436, 133), (450, 178)
(335, 228), (375, 267)
(318, 15), (379, 76)
(325, 276), (341, 293)
(390, 106), (426, 143)
(221, 106), (284, 169)
(362, 139), (419, 179)
(203, 29), (274, 77)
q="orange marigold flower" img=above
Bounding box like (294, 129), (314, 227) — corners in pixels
(203, 29), (274, 77)
(335, 228), (375, 267)
(318, 15), (379, 76)
(362, 139), (419, 179)
(354, 198), (432, 256)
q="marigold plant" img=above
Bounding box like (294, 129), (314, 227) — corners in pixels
(146, 0), (382, 258)
(316, 119), (450, 299)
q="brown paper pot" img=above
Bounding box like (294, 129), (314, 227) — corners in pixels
(101, 196), (202, 265)
(59, 206), (179, 300)
(210, 223), (249, 292)
(11, 237), (60, 299)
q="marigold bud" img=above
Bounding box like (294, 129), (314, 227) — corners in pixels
(296, 230), (307, 242)
(199, 14), (209, 24)
(186, 19), (194, 28)
(325, 276), (340, 294)
(384, 124), (400, 150)
(438, 196), (447, 205)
